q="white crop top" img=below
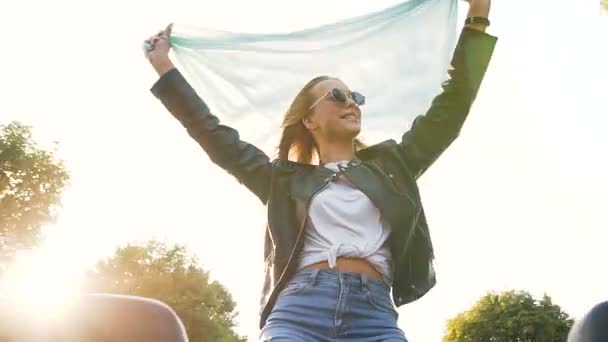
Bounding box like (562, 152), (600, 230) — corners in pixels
(296, 160), (393, 284)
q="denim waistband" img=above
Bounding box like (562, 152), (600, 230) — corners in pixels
(291, 268), (391, 292)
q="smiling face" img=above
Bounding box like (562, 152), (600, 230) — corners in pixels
(302, 79), (362, 142)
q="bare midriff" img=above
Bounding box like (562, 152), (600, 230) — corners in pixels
(304, 257), (383, 280)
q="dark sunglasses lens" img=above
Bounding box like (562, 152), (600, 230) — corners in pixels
(330, 88), (347, 102)
(351, 92), (365, 106)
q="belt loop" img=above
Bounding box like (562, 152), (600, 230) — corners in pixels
(361, 274), (368, 292)
(308, 268), (320, 287)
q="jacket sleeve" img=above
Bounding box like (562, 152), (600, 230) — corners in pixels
(399, 27), (497, 179)
(151, 68), (272, 204)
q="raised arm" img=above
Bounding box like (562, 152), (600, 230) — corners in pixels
(399, 0), (497, 179)
(145, 25), (272, 204)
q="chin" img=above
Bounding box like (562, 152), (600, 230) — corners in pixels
(331, 123), (361, 140)
(345, 127), (361, 139)
(348, 123), (362, 136)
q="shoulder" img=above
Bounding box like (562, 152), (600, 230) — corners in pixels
(356, 139), (400, 160)
(271, 159), (316, 174)
(358, 139), (417, 180)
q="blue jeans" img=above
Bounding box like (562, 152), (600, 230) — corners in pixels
(260, 269), (407, 341)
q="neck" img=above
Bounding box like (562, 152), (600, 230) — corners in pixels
(318, 139), (355, 164)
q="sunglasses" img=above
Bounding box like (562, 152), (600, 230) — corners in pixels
(308, 88), (366, 111)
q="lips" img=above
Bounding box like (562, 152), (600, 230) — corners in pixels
(340, 111), (359, 120)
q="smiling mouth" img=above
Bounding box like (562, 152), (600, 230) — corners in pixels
(341, 112), (359, 120)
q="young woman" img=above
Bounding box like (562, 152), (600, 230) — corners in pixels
(145, 0), (496, 340)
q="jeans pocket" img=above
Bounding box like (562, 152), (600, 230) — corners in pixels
(366, 288), (399, 317)
(278, 277), (313, 297)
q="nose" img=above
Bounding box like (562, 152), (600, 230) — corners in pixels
(344, 95), (358, 107)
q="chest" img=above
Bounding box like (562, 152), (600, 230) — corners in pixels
(308, 175), (380, 222)
(287, 162), (420, 231)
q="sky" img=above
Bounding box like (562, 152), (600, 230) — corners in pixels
(1, 0), (607, 341)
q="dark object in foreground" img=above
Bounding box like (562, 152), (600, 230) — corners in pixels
(0, 294), (189, 342)
(568, 301), (608, 342)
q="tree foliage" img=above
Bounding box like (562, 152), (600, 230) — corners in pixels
(85, 241), (245, 342)
(444, 290), (574, 342)
(0, 122), (69, 266)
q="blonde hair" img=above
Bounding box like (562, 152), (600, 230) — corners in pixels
(277, 76), (365, 164)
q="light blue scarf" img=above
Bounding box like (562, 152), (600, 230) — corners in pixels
(169, 0), (458, 150)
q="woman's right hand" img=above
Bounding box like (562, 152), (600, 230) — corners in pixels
(144, 23), (175, 76)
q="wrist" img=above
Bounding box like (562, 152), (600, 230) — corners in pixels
(151, 57), (175, 76)
(464, 23), (488, 32)
(465, 0), (491, 32)
(464, 17), (490, 32)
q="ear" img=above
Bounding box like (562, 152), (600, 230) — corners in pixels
(301, 116), (318, 131)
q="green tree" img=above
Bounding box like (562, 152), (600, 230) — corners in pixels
(85, 241), (245, 342)
(602, 0), (608, 11)
(0, 122), (69, 266)
(444, 290), (574, 342)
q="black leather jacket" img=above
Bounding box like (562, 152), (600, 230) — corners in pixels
(151, 27), (497, 329)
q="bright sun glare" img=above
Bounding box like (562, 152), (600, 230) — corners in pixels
(0, 248), (83, 320)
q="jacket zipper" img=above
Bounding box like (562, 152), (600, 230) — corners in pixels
(273, 172), (338, 291)
(366, 161), (427, 262)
